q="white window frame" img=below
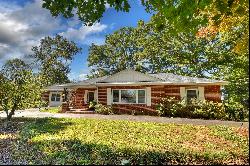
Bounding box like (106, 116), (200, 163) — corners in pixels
(112, 89), (146, 104)
(87, 91), (95, 103)
(185, 88), (198, 101)
(50, 93), (61, 102)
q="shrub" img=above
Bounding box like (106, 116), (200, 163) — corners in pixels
(156, 97), (227, 120)
(155, 97), (179, 117)
(89, 100), (97, 110)
(224, 100), (249, 122)
(94, 104), (114, 115)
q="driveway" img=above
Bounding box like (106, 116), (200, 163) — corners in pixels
(0, 109), (248, 128)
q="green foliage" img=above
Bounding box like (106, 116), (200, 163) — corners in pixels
(88, 17), (248, 114)
(87, 27), (149, 78)
(30, 34), (81, 86)
(40, 107), (60, 113)
(224, 100), (249, 122)
(42, 0), (131, 26)
(42, 0), (248, 118)
(0, 59), (44, 120)
(9, 118), (249, 164)
(89, 101), (97, 109)
(156, 97), (229, 120)
(94, 104), (113, 115)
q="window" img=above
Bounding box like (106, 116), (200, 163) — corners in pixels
(87, 92), (95, 103)
(112, 89), (146, 104)
(121, 90), (136, 103)
(51, 93), (61, 102)
(112, 90), (119, 102)
(138, 90), (146, 103)
(186, 89), (198, 101)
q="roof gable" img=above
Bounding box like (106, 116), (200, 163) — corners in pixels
(98, 69), (161, 83)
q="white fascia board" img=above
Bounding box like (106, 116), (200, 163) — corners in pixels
(95, 82), (228, 86)
(72, 85), (97, 89)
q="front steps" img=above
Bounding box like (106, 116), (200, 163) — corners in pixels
(66, 107), (96, 114)
(66, 110), (96, 114)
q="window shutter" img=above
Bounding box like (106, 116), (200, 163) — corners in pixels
(107, 88), (111, 105)
(180, 87), (186, 100)
(84, 90), (88, 104)
(94, 90), (98, 102)
(146, 87), (151, 106)
(198, 87), (205, 101)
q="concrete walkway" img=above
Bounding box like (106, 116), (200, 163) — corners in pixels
(0, 109), (248, 128)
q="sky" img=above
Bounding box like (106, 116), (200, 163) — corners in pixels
(0, 0), (152, 81)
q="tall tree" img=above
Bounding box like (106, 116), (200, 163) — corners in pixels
(88, 19), (232, 78)
(87, 18), (248, 109)
(0, 59), (43, 121)
(31, 35), (81, 86)
(42, 0), (130, 26)
(88, 27), (148, 77)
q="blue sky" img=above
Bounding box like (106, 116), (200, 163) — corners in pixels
(0, 0), (152, 80)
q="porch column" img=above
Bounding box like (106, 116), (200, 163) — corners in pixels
(84, 90), (88, 104)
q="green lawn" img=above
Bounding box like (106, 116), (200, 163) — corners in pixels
(40, 107), (60, 113)
(1, 117), (249, 165)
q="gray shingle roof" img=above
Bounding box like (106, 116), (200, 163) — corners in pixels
(46, 70), (228, 89)
(60, 76), (109, 87)
(149, 73), (227, 84)
(44, 85), (64, 91)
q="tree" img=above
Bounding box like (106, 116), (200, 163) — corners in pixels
(42, 0), (130, 26)
(0, 59), (43, 121)
(87, 27), (148, 77)
(31, 35), (81, 86)
(87, 18), (248, 110)
(88, 19), (232, 77)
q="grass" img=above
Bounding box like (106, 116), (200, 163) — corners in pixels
(40, 107), (60, 113)
(0, 117), (249, 165)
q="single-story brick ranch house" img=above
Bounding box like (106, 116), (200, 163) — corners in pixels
(42, 69), (228, 115)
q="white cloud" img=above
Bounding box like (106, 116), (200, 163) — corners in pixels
(0, 0), (108, 65)
(0, 0), (62, 62)
(60, 23), (107, 42)
(79, 73), (88, 80)
(68, 72), (88, 81)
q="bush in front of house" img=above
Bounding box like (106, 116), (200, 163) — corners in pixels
(224, 100), (249, 122)
(89, 100), (97, 110)
(156, 97), (228, 120)
(94, 104), (114, 115)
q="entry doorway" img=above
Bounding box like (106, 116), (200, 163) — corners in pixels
(87, 91), (95, 103)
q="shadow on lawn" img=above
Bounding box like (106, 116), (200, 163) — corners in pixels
(19, 117), (74, 136)
(14, 138), (194, 165)
(13, 138), (249, 165)
(7, 117), (249, 165)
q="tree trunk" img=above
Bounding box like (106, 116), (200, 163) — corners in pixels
(6, 108), (15, 121)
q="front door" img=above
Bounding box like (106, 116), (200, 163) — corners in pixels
(87, 92), (95, 103)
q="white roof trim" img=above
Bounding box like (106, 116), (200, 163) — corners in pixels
(96, 81), (228, 86)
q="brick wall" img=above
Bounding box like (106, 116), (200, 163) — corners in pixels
(45, 85), (221, 113)
(97, 85), (222, 115)
(70, 88), (97, 109)
(60, 102), (70, 113)
(204, 85), (221, 102)
(41, 91), (50, 106)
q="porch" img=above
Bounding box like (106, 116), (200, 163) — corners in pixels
(61, 87), (98, 113)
